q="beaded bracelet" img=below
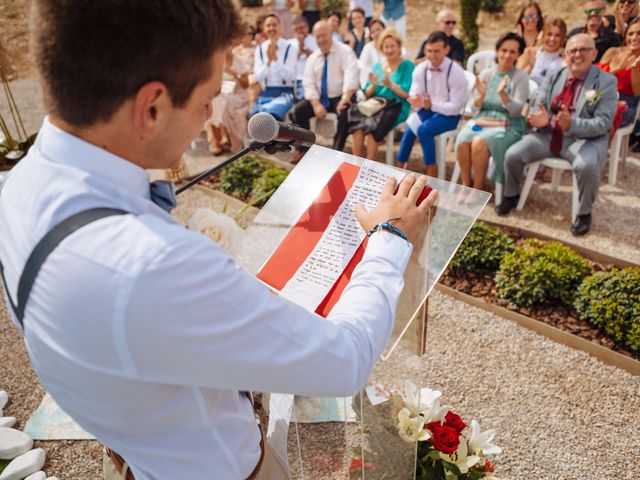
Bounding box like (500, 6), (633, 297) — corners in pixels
(367, 217), (408, 241)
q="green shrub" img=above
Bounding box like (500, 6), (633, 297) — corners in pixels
(495, 239), (591, 307)
(574, 268), (640, 351)
(481, 0), (505, 13)
(450, 221), (514, 274)
(252, 167), (289, 207)
(322, 0), (345, 16)
(220, 155), (265, 199)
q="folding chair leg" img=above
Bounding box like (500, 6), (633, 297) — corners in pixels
(571, 173), (579, 223)
(435, 135), (446, 180)
(550, 168), (562, 191)
(517, 160), (540, 210)
(385, 132), (394, 165)
(608, 132), (622, 187)
(494, 182), (503, 206)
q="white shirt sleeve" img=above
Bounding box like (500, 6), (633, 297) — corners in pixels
(409, 62), (425, 99)
(124, 230), (411, 397)
(254, 43), (268, 84)
(342, 47), (360, 94)
(303, 53), (320, 100)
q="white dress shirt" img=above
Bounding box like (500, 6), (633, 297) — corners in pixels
(0, 118), (412, 479)
(303, 41), (359, 101)
(289, 35), (318, 81)
(358, 42), (383, 89)
(409, 57), (468, 116)
(254, 37), (298, 87)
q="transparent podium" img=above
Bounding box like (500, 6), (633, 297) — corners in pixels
(235, 145), (490, 479)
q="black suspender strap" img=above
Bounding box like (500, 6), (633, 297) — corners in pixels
(0, 207), (128, 330)
(423, 59), (455, 98)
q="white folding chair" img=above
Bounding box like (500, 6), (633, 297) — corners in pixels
(466, 50), (496, 75)
(309, 113), (338, 141)
(517, 157), (579, 222)
(385, 121), (406, 165)
(608, 102), (640, 186)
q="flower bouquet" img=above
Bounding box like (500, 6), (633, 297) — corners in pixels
(349, 381), (501, 480)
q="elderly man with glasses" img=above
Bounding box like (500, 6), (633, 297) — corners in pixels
(567, 0), (621, 62)
(498, 34), (617, 237)
(415, 9), (465, 65)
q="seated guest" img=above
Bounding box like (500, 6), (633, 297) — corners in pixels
(290, 15), (318, 99)
(252, 14), (298, 120)
(290, 20), (359, 151)
(396, 32), (468, 177)
(349, 0), (374, 26)
(455, 33), (529, 191)
(358, 18), (386, 89)
(597, 17), (640, 128)
(264, 0), (295, 38)
(348, 28), (413, 159)
(567, 0), (621, 62)
(208, 42), (251, 154)
(499, 34), (617, 236)
(514, 1), (544, 48)
(517, 18), (567, 85)
(299, 0), (323, 31)
(416, 9), (465, 65)
(605, 0), (638, 36)
(346, 8), (369, 58)
(327, 10), (344, 44)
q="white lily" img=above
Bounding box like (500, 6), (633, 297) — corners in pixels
(401, 380), (445, 421)
(439, 438), (482, 474)
(397, 408), (430, 443)
(467, 419), (502, 456)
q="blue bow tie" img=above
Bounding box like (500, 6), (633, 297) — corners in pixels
(150, 180), (177, 213)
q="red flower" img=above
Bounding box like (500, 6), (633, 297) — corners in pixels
(425, 420), (442, 432)
(428, 424), (460, 455)
(444, 411), (467, 434)
(484, 458), (496, 473)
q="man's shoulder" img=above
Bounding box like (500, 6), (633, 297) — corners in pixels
(567, 26), (584, 38)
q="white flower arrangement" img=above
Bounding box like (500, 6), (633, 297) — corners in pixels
(584, 89), (601, 106)
(187, 208), (241, 255)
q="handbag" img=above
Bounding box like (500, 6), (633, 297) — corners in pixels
(356, 96), (388, 117)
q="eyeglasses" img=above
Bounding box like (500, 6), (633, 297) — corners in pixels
(566, 47), (594, 56)
(620, 0), (636, 4)
(444, 20), (457, 25)
(584, 7), (605, 15)
(523, 14), (539, 20)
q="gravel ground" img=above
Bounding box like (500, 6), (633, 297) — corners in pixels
(2, 75), (640, 479)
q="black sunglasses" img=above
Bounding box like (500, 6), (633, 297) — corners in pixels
(444, 20), (457, 25)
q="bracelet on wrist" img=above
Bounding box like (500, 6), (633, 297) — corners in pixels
(367, 217), (408, 241)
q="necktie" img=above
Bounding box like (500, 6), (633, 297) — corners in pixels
(150, 180), (177, 213)
(320, 53), (330, 109)
(550, 77), (578, 155)
(428, 67), (442, 72)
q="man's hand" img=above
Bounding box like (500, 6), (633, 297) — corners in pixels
(557, 104), (572, 131)
(267, 41), (277, 64)
(528, 104), (551, 128)
(336, 97), (351, 114)
(312, 102), (327, 119)
(409, 96), (422, 108)
(355, 174), (439, 245)
(422, 95), (432, 110)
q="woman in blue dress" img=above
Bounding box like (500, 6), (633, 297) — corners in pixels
(455, 32), (529, 191)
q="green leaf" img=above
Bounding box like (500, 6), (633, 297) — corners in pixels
(443, 460), (462, 476)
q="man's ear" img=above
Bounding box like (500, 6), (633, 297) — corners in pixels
(132, 81), (172, 137)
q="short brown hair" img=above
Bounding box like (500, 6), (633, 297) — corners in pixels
(31, 0), (241, 127)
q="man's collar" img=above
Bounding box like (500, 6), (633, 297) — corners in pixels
(36, 117), (151, 198)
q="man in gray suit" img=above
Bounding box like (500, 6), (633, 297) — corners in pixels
(497, 34), (617, 236)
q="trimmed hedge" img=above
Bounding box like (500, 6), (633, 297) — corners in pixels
(495, 239), (591, 307)
(220, 155), (265, 199)
(450, 221), (514, 274)
(574, 268), (640, 351)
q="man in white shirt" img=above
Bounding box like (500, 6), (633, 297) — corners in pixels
(396, 31), (468, 177)
(251, 14), (298, 120)
(0, 1), (437, 479)
(289, 15), (318, 100)
(290, 20), (359, 151)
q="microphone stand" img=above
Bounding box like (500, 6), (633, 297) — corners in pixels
(175, 140), (299, 195)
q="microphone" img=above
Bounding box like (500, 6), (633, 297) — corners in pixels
(247, 112), (316, 146)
